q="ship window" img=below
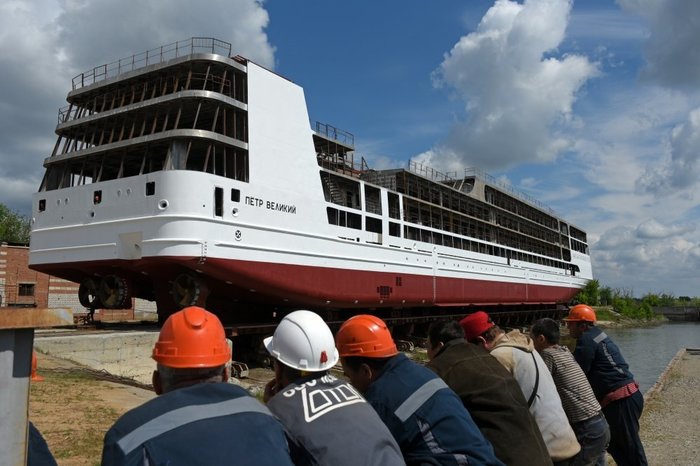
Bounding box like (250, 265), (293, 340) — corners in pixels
(443, 235), (453, 248)
(18, 283), (35, 297)
(364, 186), (382, 215)
(320, 172), (361, 209)
(389, 222), (400, 237)
(388, 193), (400, 219)
(231, 188), (240, 202)
(93, 190), (102, 204)
(366, 216), (382, 234)
(434, 233), (443, 246)
(214, 187), (223, 217)
(146, 182), (155, 196)
(346, 212), (361, 229)
(38, 199), (46, 212)
(404, 226), (418, 240)
(326, 207), (361, 230)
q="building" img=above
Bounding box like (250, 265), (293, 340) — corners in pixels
(1, 242), (154, 321)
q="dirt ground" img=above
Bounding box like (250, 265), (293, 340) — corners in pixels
(29, 353), (157, 466)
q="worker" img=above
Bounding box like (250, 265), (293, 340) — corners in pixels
(101, 306), (294, 466)
(530, 317), (610, 466)
(426, 320), (552, 466)
(460, 311), (581, 465)
(565, 304), (648, 466)
(336, 314), (503, 466)
(263, 310), (405, 465)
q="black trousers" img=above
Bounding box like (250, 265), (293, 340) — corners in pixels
(602, 390), (648, 466)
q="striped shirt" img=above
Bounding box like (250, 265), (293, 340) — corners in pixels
(540, 345), (601, 424)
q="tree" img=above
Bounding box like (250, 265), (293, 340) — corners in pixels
(0, 204), (31, 245)
(599, 287), (613, 306)
(574, 279), (600, 305)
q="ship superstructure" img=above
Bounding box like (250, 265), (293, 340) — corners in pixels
(29, 38), (592, 325)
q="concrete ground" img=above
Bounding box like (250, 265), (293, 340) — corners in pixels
(638, 348), (700, 465)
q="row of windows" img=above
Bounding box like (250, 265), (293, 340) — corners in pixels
(325, 206), (579, 273)
(41, 139), (249, 192)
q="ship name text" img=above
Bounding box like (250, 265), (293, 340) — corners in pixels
(245, 196), (297, 215)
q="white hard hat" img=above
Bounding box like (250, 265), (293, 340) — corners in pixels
(264, 310), (339, 372)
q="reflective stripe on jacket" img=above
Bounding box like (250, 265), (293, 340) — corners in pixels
(101, 383), (294, 466)
(573, 326), (636, 400)
(365, 353), (504, 466)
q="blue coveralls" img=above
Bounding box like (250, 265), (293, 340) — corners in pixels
(573, 326), (648, 466)
(101, 383), (294, 466)
(364, 353), (503, 466)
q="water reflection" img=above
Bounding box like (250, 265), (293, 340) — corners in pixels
(602, 321), (700, 393)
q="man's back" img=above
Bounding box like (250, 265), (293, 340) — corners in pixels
(102, 383), (294, 466)
(427, 340), (551, 466)
(573, 326), (634, 398)
(267, 373), (405, 466)
(490, 330), (580, 462)
(365, 353), (503, 466)
(541, 345), (601, 423)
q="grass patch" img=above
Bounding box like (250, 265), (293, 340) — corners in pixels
(30, 368), (123, 465)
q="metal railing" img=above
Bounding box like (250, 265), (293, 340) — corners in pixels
(408, 160), (557, 216)
(72, 37), (232, 90)
(313, 121), (354, 147)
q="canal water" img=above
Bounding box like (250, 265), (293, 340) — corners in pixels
(602, 321), (699, 394)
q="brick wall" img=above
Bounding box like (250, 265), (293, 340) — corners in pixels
(0, 243), (49, 308)
(0, 242), (140, 321)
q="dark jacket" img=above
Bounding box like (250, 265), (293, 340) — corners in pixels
(427, 339), (552, 466)
(573, 326), (635, 398)
(101, 383), (294, 466)
(365, 353), (503, 466)
(267, 373), (405, 466)
(28, 422), (57, 466)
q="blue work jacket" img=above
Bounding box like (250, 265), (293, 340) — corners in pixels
(573, 326), (635, 399)
(101, 383), (294, 466)
(364, 353), (503, 466)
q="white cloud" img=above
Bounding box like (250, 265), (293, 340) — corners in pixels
(416, 0), (598, 172)
(636, 106), (700, 196)
(635, 218), (694, 239)
(592, 218), (700, 296)
(617, 0), (700, 89)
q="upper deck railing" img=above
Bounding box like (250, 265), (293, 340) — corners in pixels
(313, 121), (355, 147)
(408, 160), (557, 217)
(71, 37), (232, 90)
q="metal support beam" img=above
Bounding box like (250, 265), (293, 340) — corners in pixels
(0, 308), (73, 466)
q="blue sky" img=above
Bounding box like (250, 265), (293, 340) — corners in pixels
(1, 0), (699, 297)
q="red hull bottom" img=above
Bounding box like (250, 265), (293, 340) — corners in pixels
(31, 255), (580, 313)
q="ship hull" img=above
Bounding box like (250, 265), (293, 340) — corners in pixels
(31, 255), (581, 309)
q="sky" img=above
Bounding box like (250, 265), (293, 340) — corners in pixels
(0, 0), (698, 297)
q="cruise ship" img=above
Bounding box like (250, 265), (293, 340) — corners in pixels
(29, 38), (592, 326)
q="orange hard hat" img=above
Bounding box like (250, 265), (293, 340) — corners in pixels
(336, 314), (398, 358)
(564, 304), (597, 323)
(152, 306), (231, 368)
